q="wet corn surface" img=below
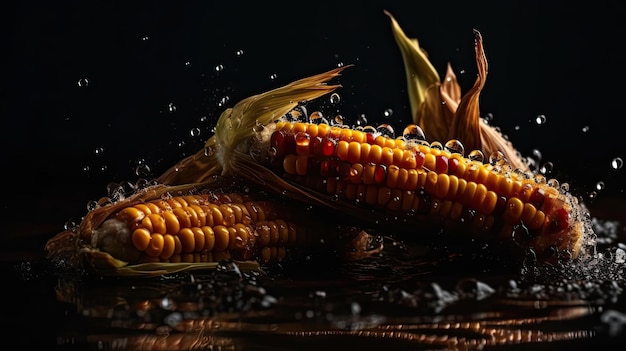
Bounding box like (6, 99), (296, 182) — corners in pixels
(3, 196), (625, 350)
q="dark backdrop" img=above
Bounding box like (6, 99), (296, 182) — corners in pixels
(4, 1), (625, 243)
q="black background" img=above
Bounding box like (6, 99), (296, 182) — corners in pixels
(5, 1), (625, 243)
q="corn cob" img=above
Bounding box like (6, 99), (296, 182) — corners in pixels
(245, 119), (591, 263)
(88, 192), (332, 266)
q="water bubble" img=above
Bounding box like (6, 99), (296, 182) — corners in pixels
(402, 124), (426, 141)
(430, 141), (443, 151)
(596, 181), (605, 191)
(168, 103), (177, 113)
(329, 93), (341, 104)
(86, 200), (99, 212)
(107, 182), (125, 201)
(184, 61), (190, 67)
(141, 35), (150, 41)
(534, 114), (547, 125)
(383, 109), (393, 117)
(94, 147), (104, 155)
(532, 149), (542, 161)
(540, 161), (553, 175)
(64, 219), (78, 230)
(489, 151), (506, 166)
(215, 64), (224, 72)
(444, 139), (465, 156)
(376, 124), (395, 138)
(218, 95), (230, 107)
(356, 114), (368, 126)
(135, 164), (151, 177)
(514, 125), (521, 131)
(547, 178), (559, 188)
(190, 127), (201, 137)
(269, 73), (278, 80)
(333, 115), (344, 125)
(483, 112), (494, 122)
(235, 49), (244, 56)
(77, 78), (89, 88)
(468, 150), (484, 163)
(287, 106), (307, 122)
(611, 157), (623, 170)
(582, 125), (590, 133)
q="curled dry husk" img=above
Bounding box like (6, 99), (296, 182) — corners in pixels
(46, 12), (595, 276)
(384, 10), (528, 171)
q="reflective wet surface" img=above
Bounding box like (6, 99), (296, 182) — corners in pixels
(3, 198), (625, 350)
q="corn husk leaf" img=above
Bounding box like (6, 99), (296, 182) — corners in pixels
(386, 11), (528, 171)
(384, 10), (440, 118)
(159, 66), (349, 185)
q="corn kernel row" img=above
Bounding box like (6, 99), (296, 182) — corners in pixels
(263, 121), (576, 260)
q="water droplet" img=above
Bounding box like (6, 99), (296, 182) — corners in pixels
(444, 139), (465, 156)
(514, 125), (521, 131)
(376, 124), (395, 138)
(611, 157), (623, 170)
(309, 111), (324, 124)
(596, 181), (605, 191)
(430, 141), (443, 151)
(218, 95), (230, 107)
(184, 61), (191, 66)
(488, 151), (506, 166)
(135, 164), (151, 177)
(94, 147), (104, 155)
(64, 219), (77, 230)
(168, 103), (177, 113)
(540, 161), (553, 175)
(383, 109), (393, 117)
(333, 115), (344, 125)
(77, 78), (89, 88)
(215, 64), (224, 72)
(141, 35), (150, 41)
(269, 73), (278, 80)
(356, 114), (368, 126)
(468, 150), (484, 163)
(532, 149), (542, 161)
(235, 49), (244, 56)
(582, 125), (590, 133)
(534, 114), (547, 125)
(204, 146), (215, 157)
(190, 127), (201, 137)
(86, 200), (98, 212)
(547, 178), (559, 188)
(402, 124), (426, 141)
(329, 93), (341, 104)
(288, 106), (307, 122)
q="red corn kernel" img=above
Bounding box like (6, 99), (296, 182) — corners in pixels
(435, 155), (449, 173)
(448, 157), (459, 173)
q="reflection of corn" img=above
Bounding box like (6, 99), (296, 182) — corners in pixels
(262, 121), (583, 261)
(94, 193), (306, 264)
